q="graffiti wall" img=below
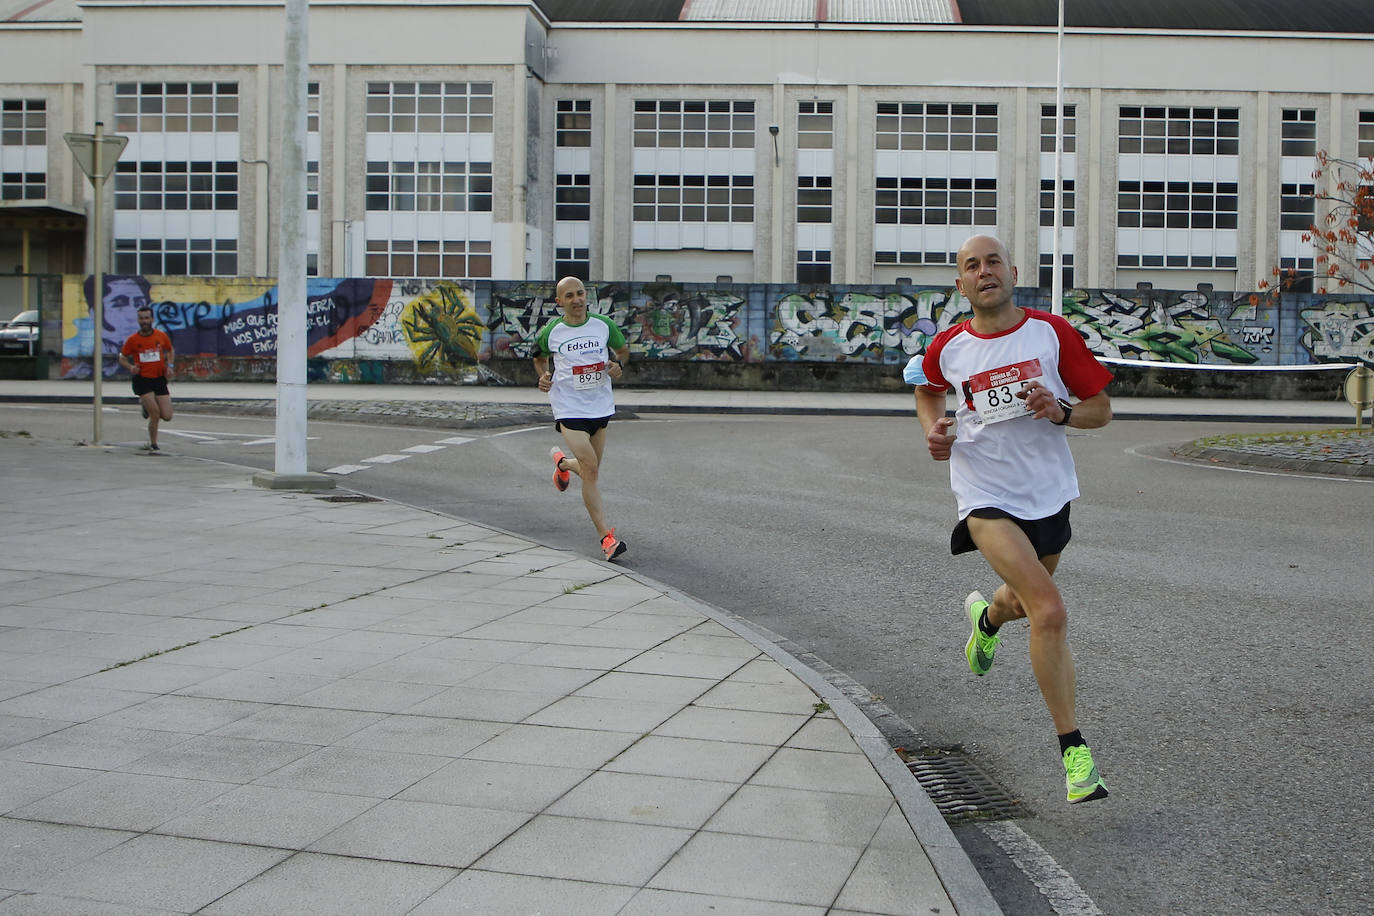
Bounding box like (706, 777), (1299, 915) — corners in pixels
(60, 274), (1372, 382)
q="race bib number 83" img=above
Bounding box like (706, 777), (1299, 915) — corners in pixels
(967, 359), (1044, 424)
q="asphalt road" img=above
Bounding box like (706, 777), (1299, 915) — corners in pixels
(7, 402), (1373, 916)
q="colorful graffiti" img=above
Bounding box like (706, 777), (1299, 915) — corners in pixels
(59, 274), (1370, 382)
(1299, 300), (1374, 365)
(772, 288), (971, 362)
(1059, 289), (1263, 365)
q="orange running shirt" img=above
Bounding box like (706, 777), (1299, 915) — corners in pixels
(121, 329), (173, 378)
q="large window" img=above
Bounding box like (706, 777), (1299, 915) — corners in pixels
(631, 99), (756, 252)
(796, 100), (834, 283)
(365, 239), (490, 279)
(633, 99), (754, 149)
(874, 102), (998, 266)
(1039, 104), (1076, 289)
(364, 160), (491, 212)
(1359, 111), (1374, 159)
(1116, 105), (1239, 270)
(1275, 109), (1318, 292)
(364, 81), (493, 278)
(554, 99), (592, 281)
(1, 98), (47, 201)
(112, 82), (239, 276)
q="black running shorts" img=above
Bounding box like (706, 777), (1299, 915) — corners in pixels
(131, 375), (170, 398)
(555, 416), (611, 435)
(950, 502), (1072, 558)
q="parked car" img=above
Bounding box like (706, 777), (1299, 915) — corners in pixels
(0, 309), (39, 356)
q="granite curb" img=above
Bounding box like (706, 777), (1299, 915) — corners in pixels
(1171, 428), (1374, 478)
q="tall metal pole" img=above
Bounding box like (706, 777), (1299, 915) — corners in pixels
(1051, 0), (1066, 316)
(275, 0), (309, 475)
(92, 121), (106, 442)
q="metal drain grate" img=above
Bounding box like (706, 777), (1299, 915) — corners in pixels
(315, 494), (382, 503)
(902, 748), (1022, 823)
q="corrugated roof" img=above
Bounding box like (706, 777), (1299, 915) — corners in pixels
(536, 0), (685, 21)
(680, 0), (956, 21)
(956, 0), (1374, 33)
(0, 0), (80, 23)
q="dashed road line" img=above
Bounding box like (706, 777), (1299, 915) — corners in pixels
(401, 444), (445, 453)
(362, 454), (410, 464)
(981, 821), (1103, 916)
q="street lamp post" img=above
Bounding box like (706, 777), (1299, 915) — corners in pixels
(65, 121), (128, 444)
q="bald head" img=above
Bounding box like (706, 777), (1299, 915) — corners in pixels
(554, 276), (589, 322)
(955, 234), (1018, 313)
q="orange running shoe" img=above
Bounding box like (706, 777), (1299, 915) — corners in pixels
(550, 447), (571, 491)
(601, 528), (627, 561)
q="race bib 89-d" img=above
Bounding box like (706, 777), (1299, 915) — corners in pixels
(572, 361), (607, 390)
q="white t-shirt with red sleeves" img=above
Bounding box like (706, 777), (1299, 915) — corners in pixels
(920, 308), (1112, 521)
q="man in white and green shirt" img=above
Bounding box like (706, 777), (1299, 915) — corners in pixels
(534, 277), (631, 561)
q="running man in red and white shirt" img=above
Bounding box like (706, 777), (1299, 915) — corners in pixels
(118, 306), (175, 452)
(914, 234), (1113, 805)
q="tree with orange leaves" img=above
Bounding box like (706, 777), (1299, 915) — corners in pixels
(1260, 151), (1374, 297)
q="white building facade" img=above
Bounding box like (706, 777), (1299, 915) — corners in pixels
(2, 0), (1372, 296)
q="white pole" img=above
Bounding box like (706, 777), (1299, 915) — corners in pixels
(275, 0), (309, 475)
(1051, 0), (1066, 316)
(92, 121), (105, 443)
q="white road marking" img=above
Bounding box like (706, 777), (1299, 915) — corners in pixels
(487, 426), (543, 438)
(362, 454), (409, 464)
(161, 429), (227, 442)
(1126, 444), (1374, 484)
(402, 444), (445, 453)
(981, 821), (1104, 916)
(324, 464), (370, 475)
(435, 436), (473, 445)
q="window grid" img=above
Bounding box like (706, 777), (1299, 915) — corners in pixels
(1040, 180), (1076, 227)
(875, 102), (998, 152)
(1359, 112), (1374, 159)
(1039, 252), (1075, 290)
(364, 238), (491, 279)
(1280, 183), (1315, 231)
(556, 99), (591, 148)
(114, 160), (239, 211)
(875, 177), (997, 227)
(113, 82), (238, 133)
(555, 247), (590, 282)
(365, 81), (493, 134)
(798, 100), (833, 150)
(1281, 108), (1316, 158)
(1118, 106), (1239, 155)
(798, 175), (832, 223)
(1116, 180), (1238, 267)
(633, 100), (755, 149)
(364, 160), (491, 213)
(114, 237), (237, 276)
(1039, 104), (1076, 153)
(1, 98), (46, 146)
(797, 249), (832, 284)
(556, 173), (590, 221)
(1, 172), (44, 200)
(632, 174), (754, 223)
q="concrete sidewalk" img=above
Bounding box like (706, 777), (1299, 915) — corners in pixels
(0, 435), (994, 915)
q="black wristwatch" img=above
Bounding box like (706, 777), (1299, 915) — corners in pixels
(1051, 398), (1073, 426)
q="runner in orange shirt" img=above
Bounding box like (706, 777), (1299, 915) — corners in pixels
(117, 306), (175, 451)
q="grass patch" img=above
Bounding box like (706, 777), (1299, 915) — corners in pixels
(1192, 428), (1373, 449)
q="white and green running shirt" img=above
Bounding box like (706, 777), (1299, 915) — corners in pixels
(536, 313), (628, 420)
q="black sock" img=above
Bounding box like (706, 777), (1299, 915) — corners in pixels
(978, 608), (1000, 637)
(1058, 729), (1085, 754)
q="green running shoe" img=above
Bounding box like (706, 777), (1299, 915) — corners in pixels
(1063, 744), (1109, 804)
(964, 591), (999, 676)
